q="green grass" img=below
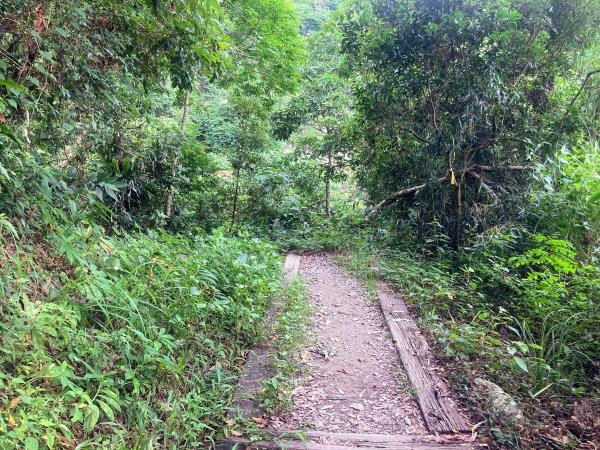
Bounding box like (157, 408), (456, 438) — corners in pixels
(0, 223), (282, 449)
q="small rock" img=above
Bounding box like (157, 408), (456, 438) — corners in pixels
(474, 378), (524, 423)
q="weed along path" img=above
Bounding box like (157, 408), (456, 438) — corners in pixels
(220, 254), (482, 450)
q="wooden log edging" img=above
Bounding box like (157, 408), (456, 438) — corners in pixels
(227, 254), (302, 422)
(283, 253), (301, 283)
(378, 289), (471, 433)
(217, 431), (484, 449)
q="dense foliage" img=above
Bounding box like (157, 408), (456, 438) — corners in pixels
(338, 0), (600, 248)
(0, 224), (280, 448)
(2, 0), (600, 448)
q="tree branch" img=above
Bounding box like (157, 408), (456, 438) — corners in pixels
(365, 164), (531, 220)
(366, 176), (447, 221)
(567, 68), (600, 111)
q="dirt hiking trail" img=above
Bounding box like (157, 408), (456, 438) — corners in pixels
(288, 255), (427, 434)
(219, 254), (482, 450)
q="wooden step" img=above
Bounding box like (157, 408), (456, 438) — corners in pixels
(227, 254), (303, 421)
(216, 431), (483, 449)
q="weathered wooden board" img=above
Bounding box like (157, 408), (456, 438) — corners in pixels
(379, 291), (471, 433)
(217, 434), (482, 450)
(227, 254), (302, 421)
(301, 431), (473, 446)
(227, 347), (274, 420)
(284, 253), (301, 283)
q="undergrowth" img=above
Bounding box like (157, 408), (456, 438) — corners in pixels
(260, 277), (312, 415)
(0, 222), (281, 449)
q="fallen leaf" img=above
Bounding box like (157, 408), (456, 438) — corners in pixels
(8, 396), (22, 410)
(252, 417), (267, 425)
(34, 4), (48, 33)
(230, 430), (242, 437)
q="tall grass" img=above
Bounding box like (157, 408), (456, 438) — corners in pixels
(0, 224), (281, 449)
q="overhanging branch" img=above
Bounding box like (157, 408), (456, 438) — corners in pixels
(365, 176), (447, 221)
(365, 164), (531, 220)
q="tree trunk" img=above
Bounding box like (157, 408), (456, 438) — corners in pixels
(325, 153), (332, 220)
(452, 181), (462, 251)
(165, 91), (189, 219)
(230, 166), (241, 229)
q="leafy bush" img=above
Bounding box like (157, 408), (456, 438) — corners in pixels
(0, 224), (281, 449)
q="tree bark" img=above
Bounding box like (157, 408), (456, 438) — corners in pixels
(165, 91), (189, 219)
(230, 166), (241, 229)
(325, 153), (332, 221)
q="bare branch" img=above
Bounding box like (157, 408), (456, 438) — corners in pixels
(366, 164), (531, 219)
(366, 176), (447, 221)
(567, 68), (600, 111)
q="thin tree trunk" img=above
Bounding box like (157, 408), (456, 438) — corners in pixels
(165, 91), (189, 219)
(230, 166), (241, 229)
(452, 182), (462, 251)
(325, 153), (332, 220)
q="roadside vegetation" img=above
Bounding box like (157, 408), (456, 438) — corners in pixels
(1, 0), (599, 449)
(260, 278), (313, 415)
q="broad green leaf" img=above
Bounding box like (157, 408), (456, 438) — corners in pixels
(588, 189), (600, 203)
(513, 356), (529, 373)
(23, 437), (39, 450)
(97, 400), (115, 420)
(0, 79), (27, 92)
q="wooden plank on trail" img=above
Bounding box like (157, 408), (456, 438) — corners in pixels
(226, 347), (273, 421)
(300, 431), (478, 447)
(217, 434), (483, 450)
(226, 254), (301, 422)
(284, 253), (301, 283)
(379, 290), (471, 433)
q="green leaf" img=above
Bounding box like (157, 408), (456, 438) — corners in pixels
(45, 429), (55, 449)
(0, 123), (21, 148)
(0, 78), (27, 92)
(24, 437), (39, 450)
(588, 189), (600, 203)
(83, 404), (100, 433)
(40, 50), (54, 62)
(513, 356), (529, 373)
(529, 383), (553, 399)
(97, 400), (115, 420)
(71, 405), (83, 423)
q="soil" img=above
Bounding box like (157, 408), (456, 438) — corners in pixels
(278, 254), (428, 434)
